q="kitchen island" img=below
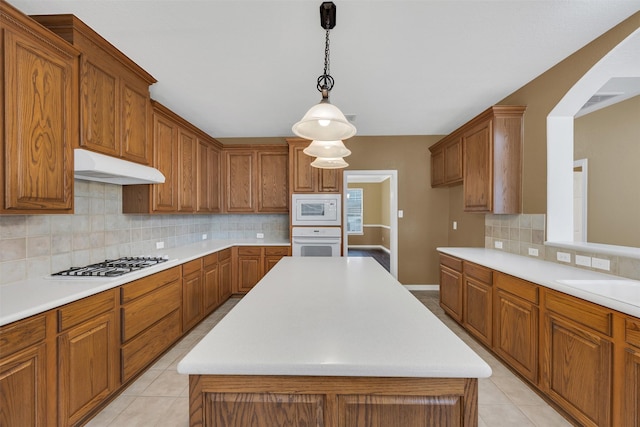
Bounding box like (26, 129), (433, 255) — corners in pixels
(177, 257), (491, 427)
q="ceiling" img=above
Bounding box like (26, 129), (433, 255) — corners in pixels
(10, 0), (640, 139)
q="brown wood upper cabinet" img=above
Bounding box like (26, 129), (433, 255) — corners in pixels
(287, 139), (343, 193)
(32, 14), (156, 166)
(429, 135), (462, 187)
(223, 145), (289, 213)
(1, 3), (79, 214)
(462, 106), (525, 213)
(122, 101), (223, 214)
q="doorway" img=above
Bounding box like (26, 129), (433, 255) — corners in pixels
(342, 170), (398, 279)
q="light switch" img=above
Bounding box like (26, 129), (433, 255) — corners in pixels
(453, 221), (457, 230)
(398, 210), (404, 218)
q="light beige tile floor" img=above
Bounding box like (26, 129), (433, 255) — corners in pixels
(86, 291), (572, 427)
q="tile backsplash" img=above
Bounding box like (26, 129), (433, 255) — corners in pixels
(0, 181), (289, 285)
(485, 214), (640, 280)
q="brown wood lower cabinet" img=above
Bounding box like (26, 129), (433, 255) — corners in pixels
(203, 253), (220, 313)
(0, 314), (51, 426)
(57, 291), (119, 427)
(183, 258), (204, 331)
(233, 246), (290, 294)
(120, 266), (182, 383)
(219, 248), (233, 301)
(493, 273), (539, 383)
(541, 290), (613, 427)
(437, 255), (638, 426)
(189, 375), (478, 427)
(439, 255), (463, 322)
(462, 262), (492, 347)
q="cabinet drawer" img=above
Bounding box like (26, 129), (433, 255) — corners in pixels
(203, 252), (218, 267)
(121, 309), (181, 382)
(265, 246), (289, 256)
(0, 314), (47, 358)
(545, 290), (612, 336)
(495, 272), (539, 304)
(183, 258), (202, 276)
(440, 254), (462, 272)
(121, 266), (181, 304)
(626, 317), (640, 349)
(237, 246), (261, 256)
(121, 280), (181, 342)
(464, 262), (492, 284)
(218, 248), (232, 261)
(58, 290), (116, 332)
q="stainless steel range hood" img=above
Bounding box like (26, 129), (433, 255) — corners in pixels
(74, 149), (165, 185)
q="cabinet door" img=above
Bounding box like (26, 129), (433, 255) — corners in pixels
(178, 127), (197, 213)
(152, 111), (178, 212)
(225, 151), (255, 212)
(624, 347), (640, 427)
(318, 168), (342, 193)
(542, 312), (612, 427)
(219, 256), (233, 301)
(439, 265), (463, 323)
(444, 138), (463, 184)
(264, 247), (289, 275)
(257, 150), (288, 212)
(290, 143), (316, 193)
(58, 311), (118, 427)
(463, 277), (492, 347)
(493, 288), (538, 382)
(197, 140), (221, 213)
(120, 78), (151, 164)
(0, 314), (49, 426)
(3, 28), (75, 212)
(0, 343), (48, 426)
(80, 57), (118, 156)
(462, 120), (493, 212)
(236, 247), (262, 293)
(183, 260), (204, 331)
(203, 262), (220, 314)
(430, 147), (445, 187)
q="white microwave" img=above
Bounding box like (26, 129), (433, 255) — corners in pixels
(291, 194), (341, 226)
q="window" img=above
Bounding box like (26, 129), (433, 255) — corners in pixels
(346, 188), (363, 234)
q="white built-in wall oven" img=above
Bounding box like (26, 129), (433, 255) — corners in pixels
(291, 227), (341, 257)
(291, 193), (342, 256)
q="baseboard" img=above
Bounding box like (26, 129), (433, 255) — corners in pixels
(403, 284), (439, 291)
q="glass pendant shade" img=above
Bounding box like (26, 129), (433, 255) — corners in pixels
(292, 100), (356, 141)
(310, 156), (349, 169)
(303, 139), (351, 158)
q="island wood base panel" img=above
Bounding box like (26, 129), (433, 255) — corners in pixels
(188, 375), (478, 427)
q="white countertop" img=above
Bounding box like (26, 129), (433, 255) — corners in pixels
(177, 257), (492, 379)
(0, 238), (289, 327)
(438, 247), (640, 318)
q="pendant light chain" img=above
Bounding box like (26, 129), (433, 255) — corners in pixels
(317, 28), (334, 94)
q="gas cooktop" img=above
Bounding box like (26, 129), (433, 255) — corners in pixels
(52, 256), (169, 277)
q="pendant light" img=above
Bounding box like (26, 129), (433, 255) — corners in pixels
(310, 156), (349, 169)
(292, 2), (356, 169)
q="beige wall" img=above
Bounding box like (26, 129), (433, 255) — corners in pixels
(344, 136), (447, 284)
(446, 11), (640, 251)
(574, 95), (640, 247)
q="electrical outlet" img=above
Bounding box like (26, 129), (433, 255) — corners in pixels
(201, 234), (207, 240)
(256, 233), (264, 239)
(156, 241), (164, 249)
(575, 255), (591, 267)
(556, 252), (571, 263)
(528, 247), (539, 257)
(453, 221), (457, 230)
(494, 241), (503, 249)
(592, 257), (611, 271)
